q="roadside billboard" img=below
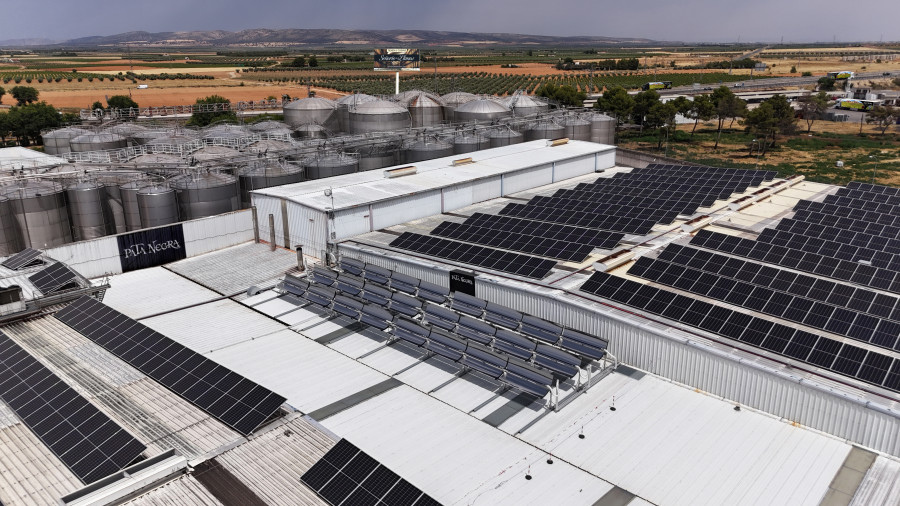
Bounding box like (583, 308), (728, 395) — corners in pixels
(374, 48), (420, 71)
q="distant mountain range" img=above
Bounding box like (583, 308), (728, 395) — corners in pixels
(0, 29), (664, 48)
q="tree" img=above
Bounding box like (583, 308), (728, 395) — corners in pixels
(308, 57), (318, 68)
(0, 86), (5, 104)
(289, 56), (306, 67)
(797, 91), (829, 133)
(594, 85), (634, 139)
(768, 94), (797, 146)
(645, 101), (677, 150)
(631, 89), (661, 130)
(686, 94), (716, 139)
(187, 95), (237, 127)
(0, 112), (11, 145)
(10, 86), (39, 105)
(866, 105), (898, 135)
(817, 76), (836, 91)
(3, 102), (61, 146)
(743, 102), (776, 156)
(106, 95), (139, 111)
(790, 66), (797, 73)
(535, 83), (586, 107)
(710, 86), (745, 148)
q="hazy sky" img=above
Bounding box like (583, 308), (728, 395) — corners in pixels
(2, 0), (898, 43)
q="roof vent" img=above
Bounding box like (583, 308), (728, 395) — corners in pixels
(383, 166), (417, 179)
(452, 157), (474, 166)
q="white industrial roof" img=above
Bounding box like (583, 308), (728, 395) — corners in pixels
(252, 140), (613, 211)
(0, 146), (67, 169)
(102, 267), (224, 319)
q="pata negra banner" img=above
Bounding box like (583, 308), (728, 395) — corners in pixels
(117, 224), (186, 272)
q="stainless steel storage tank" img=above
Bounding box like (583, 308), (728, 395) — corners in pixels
(95, 172), (141, 234)
(487, 127), (524, 148)
(130, 129), (167, 146)
(452, 132), (490, 154)
(294, 124), (329, 139)
(237, 160), (305, 208)
(454, 99), (512, 123)
(283, 97), (339, 129)
(303, 153), (359, 180)
(190, 145), (241, 162)
(349, 100), (410, 134)
(248, 120), (292, 134)
(137, 185), (179, 228)
(505, 94), (550, 117)
(66, 181), (114, 241)
(69, 133), (128, 153)
(403, 138), (454, 163)
(589, 113), (615, 144)
(335, 93), (378, 132)
(563, 116), (592, 141)
(103, 123), (148, 141)
(406, 92), (445, 128)
(525, 120), (566, 141)
(172, 172), (240, 220)
(202, 124), (249, 141)
(1, 181), (73, 248)
(356, 144), (398, 172)
(41, 127), (91, 155)
(396, 89), (441, 103)
(441, 92), (477, 123)
(0, 196), (22, 256)
(119, 181), (144, 231)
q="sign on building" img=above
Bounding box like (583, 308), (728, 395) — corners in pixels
(117, 224), (187, 272)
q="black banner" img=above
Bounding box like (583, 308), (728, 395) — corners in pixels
(449, 270), (476, 296)
(117, 224), (186, 273)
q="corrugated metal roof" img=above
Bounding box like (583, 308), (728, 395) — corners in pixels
(849, 456), (900, 506)
(103, 267), (224, 319)
(214, 415), (333, 506)
(123, 475), (224, 506)
(141, 298), (287, 354)
(321, 384), (615, 505)
(0, 146), (68, 169)
(0, 422), (83, 506)
(206, 328), (388, 414)
(3, 317), (240, 460)
(252, 140), (612, 211)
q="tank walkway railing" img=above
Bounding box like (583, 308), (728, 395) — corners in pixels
(78, 99), (292, 120)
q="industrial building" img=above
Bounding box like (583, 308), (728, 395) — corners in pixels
(0, 128), (899, 505)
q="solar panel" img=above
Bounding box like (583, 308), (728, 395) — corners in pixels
(54, 296), (286, 436)
(389, 232), (556, 280)
(28, 261), (80, 294)
(1, 247), (43, 270)
(301, 439), (440, 506)
(0, 331), (146, 484)
(579, 271), (900, 394)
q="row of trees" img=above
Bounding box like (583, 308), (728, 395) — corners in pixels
(594, 85), (812, 152)
(0, 85), (40, 105)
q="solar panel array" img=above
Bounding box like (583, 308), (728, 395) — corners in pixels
(431, 213), (622, 262)
(0, 331), (146, 484)
(795, 200), (900, 227)
(283, 259), (609, 399)
(770, 218), (900, 256)
(301, 439), (441, 506)
(499, 201), (658, 235)
(629, 245), (900, 350)
(759, 226), (900, 272)
(28, 261), (80, 294)
(691, 229), (900, 293)
(388, 232), (557, 280)
(579, 272), (900, 393)
(55, 296), (286, 436)
(1, 248), (43, 270)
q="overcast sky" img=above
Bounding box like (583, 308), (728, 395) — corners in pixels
(2, 0), (898, 43)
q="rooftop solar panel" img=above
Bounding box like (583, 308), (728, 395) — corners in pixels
(1, 247), (43, 270)
(28, 261), (80, 294)
(54, 296), (286, 436)
(389, 232), (556, 280)
(0, 331), (146, 484)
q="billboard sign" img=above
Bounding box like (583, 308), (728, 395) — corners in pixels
(374, 48), (420, 71)
(117, 224), (187, 273)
